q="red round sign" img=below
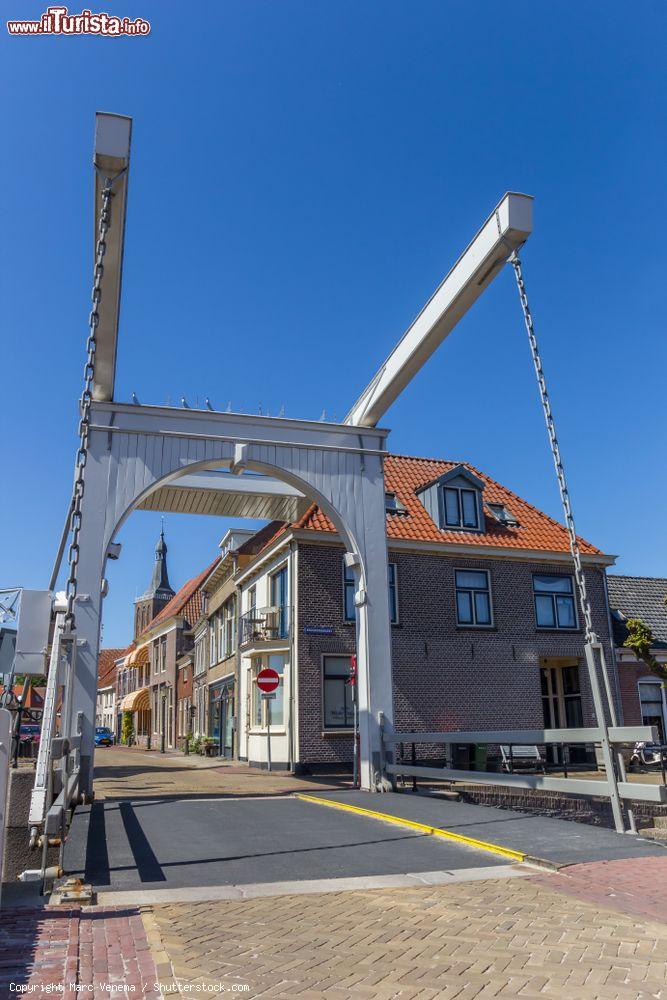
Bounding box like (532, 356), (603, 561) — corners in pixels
(256, 667), (280, 693)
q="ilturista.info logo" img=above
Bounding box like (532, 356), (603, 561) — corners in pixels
(7, 6), (151, 35)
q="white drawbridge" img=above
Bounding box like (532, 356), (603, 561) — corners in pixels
(3, 112), (655, 868)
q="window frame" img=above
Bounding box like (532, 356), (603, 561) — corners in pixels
(532, 574), (578, 631)
(343, 559), (398, 624)
(454, 568), (493, 628)
(343, 561), (356, 622)
(321, 652), (356, 731)
(441, 486), (480, 530)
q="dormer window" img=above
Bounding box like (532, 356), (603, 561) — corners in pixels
(385, 491), (407, 514)
(486, 502), (519, 528)
(444, 487), (479, 529)
(416, 464), (485, 533)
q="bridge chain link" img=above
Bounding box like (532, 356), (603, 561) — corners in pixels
(509, 252), (594, 642)
(63, 176), (114, 632)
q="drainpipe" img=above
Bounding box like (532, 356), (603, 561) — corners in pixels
(601, 569), (624, 725)
(234, 562), (242, 762)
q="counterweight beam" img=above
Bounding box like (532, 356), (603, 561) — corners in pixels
(92, 112), (132, 402)
(345, 192), (533, 428)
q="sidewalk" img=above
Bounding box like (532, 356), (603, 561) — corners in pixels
(5, 857), (667, 997)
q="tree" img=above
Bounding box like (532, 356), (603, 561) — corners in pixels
(121, 710), (134, 745)
(623, 618), (667, 684)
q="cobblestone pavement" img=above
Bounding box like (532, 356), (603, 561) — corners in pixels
(146, 857), (667, 999)
(93, 745), (349, 801)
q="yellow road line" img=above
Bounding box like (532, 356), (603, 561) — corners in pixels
(295, 793), (526, 863)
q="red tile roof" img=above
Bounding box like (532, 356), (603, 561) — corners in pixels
(142, 558), (220, 635)
(97, 648), (126, 688)
(12, 684), (46, 709)
(293, 454), (602, 556)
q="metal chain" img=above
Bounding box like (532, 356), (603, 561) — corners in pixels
(509, 252), (594, 641)
(63, 177), (114, 631)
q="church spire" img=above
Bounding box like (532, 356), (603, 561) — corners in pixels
(143, 522), (175, 600)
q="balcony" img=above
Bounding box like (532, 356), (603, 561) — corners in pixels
(240, 605), (290, 647)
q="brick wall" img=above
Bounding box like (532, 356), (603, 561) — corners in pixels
(616, 660), (648, 726)
(297, 541), (617, 766)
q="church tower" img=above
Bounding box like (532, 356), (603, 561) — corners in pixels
(134, 525), (176, 639)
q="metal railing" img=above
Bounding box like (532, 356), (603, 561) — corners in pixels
(379, 722), (667, 831)
(240, 605), (289, 646)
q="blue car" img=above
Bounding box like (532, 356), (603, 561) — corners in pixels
(95, 726), (114, 747)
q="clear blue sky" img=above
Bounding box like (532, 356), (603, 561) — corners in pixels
(3, 2), (666, 647)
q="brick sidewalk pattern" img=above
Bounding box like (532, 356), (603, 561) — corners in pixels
(150, 872), (667, 999)
(0, 905), (160, 997)
(531, 855), (667, 926)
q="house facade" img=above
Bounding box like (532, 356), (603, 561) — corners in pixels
(608, 575), (667, 741)
(232, 455), (618, 771)
(95, 648), (124, 732)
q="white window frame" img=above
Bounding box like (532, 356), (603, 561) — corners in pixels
(322, 653), (355, 732)
(533, 574), (578, 631)
(454, 568), (493, 628)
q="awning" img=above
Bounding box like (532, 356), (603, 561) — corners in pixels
(119, 687), (150, 713)
(127, 644), (150, 667)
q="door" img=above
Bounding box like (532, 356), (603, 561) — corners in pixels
(540, 662), (587, 765)
(271, 566), (289, 639)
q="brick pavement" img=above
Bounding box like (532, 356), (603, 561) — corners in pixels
(94, 745), (350, 801)
(148, 862), (667, 998)
(0, 905), (161, 997)
(6, 847), (667, 997)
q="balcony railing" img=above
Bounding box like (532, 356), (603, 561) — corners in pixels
(240, 605), (290, 646)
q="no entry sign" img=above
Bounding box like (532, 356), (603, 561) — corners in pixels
(256, 667), (280, 694)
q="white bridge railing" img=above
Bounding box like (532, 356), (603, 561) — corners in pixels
(379, 723), (667, 832)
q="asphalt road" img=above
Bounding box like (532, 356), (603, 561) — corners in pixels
(64, 795), (508, 891)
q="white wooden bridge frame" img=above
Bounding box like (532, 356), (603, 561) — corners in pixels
(28, 113), (538, 820)
(72, 402), (393, 792)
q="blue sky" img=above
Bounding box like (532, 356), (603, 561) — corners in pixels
(3, 2), (666, 647)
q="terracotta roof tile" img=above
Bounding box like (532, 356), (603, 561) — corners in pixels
(295, 453), (602, 557)
(142, 558), (220, 635)
(97, 648), (127, 688)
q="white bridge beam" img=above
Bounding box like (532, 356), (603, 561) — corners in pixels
(345, 192), (533, 428)
(92, 112), (132, 403)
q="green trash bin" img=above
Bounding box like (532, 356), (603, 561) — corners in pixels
(473, 743), (488, 771)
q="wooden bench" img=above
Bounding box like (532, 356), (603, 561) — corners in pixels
(500, 744), (545, 773)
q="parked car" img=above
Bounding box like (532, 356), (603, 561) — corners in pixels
(95, 726), (115, 747)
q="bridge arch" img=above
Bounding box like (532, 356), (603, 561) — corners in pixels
(67, 402), (394, 793)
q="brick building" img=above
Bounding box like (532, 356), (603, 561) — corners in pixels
(608, 575), (667, 740)
(234, 454), (618, 771)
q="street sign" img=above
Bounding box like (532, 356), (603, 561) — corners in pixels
(256, 667), (280, 694)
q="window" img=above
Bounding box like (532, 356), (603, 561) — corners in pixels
(270, 566), (289, 639)
(455, 570), (492, 626)
(486, 502), (519, 527)
(217, 612), (224, 662)
(323, 655), (355, 729)
(221, 596), (236, 658)
(541, 664), (584, 729)
(343, 563), (356, 621)
(250, 653), (286, 727)
(343, 560), (398, 624)
(638, 681), (665, 741)
(385, 491), (407, 514)
(388, 563), (398, 624)
(443, 487), (479, 529)
(533, 575), (577, 629)
(210, 614), (218, 664)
